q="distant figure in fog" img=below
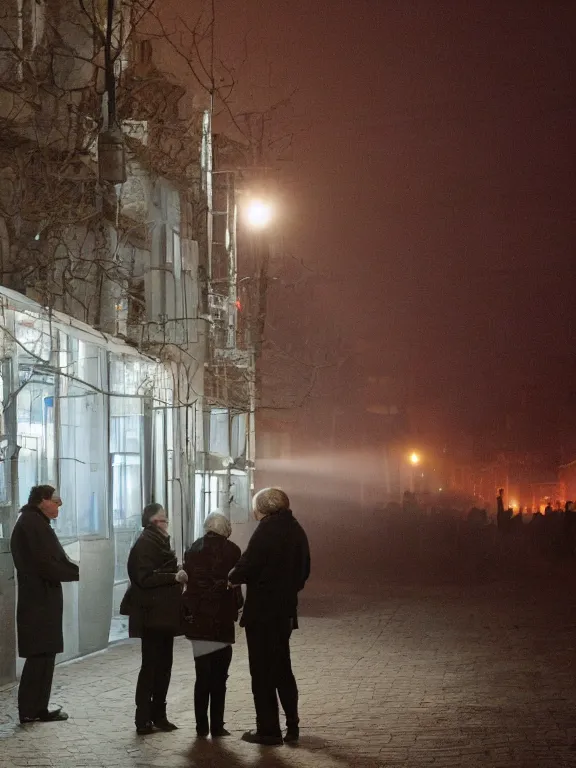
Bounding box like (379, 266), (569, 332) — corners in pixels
(510, 510), (523, 531)
(496, 489), (512, 531)
(120, 503), (187, 735)
(564, 501), (576, 555)
(496, 488), (504, 528)
(229, 487), (310, 746)
(467, 507), (487, 527)
(10, 486), (79, 724)
(183, 512), (242, 739)
(402, 490), (417, 512)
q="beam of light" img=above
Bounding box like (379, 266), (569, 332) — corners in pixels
(258, 452), (422, 505)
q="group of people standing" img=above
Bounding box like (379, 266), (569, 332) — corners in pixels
(10, 485), (310, 747)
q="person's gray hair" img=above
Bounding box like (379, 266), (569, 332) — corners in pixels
(204, 511), (232, 538)
(253, 488), (290, 518)
(142, 502), (164, 528)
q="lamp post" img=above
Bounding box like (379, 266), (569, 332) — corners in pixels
(239, 194), (276, 380)
(238, 193), (276, 516)
(409, 452), (421, 493)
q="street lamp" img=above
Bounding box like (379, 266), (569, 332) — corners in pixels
(409, 452), (421, 466)
(243, 198), (274, 230)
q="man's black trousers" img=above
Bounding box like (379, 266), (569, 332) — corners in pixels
(245, 619), (299, 738)
(18, 653), (56, 719)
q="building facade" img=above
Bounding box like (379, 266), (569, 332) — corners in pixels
(0, 1), (258, 684)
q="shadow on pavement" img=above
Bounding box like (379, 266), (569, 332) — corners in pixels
(186, 739), (289, 768)
(185, 734), (384, 768)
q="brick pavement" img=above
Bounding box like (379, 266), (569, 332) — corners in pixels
(2, 580), (576, 767)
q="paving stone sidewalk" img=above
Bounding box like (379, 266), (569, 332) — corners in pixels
(2, 580), (576, 767)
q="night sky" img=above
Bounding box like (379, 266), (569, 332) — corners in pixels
(167, 1), (576, 451)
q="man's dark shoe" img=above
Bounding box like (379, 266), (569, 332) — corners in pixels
(241, 730), (283, 746)
(136, 722), (155, 736)
(153, 718), (178, 732)
(20, 708), (70, 724)
(196, 728), (209, 739)
(284, 726), (300, 743)
(19, 715), (38, 725)
(211, 727), (231, 738)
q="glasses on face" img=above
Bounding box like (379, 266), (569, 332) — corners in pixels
(51, 496), (62, 505)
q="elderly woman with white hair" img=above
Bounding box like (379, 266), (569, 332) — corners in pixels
(229, 488), (310, 746)
(183, 512), (242, 739)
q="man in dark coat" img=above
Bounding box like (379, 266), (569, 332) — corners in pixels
(183, 511), (242, 738)
(120, 503), (187, 735)
(10, 485), (80, 724)
(229, 487), (310, 746)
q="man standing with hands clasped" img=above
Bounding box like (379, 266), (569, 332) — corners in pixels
(10, 485), (80, 724)
(228, 487), (310, 746)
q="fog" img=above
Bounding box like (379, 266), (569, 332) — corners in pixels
(253, 448), (568, 597)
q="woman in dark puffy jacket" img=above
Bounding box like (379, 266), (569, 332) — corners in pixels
(120, 503), (187, 735)
(183, 512), (242, 738)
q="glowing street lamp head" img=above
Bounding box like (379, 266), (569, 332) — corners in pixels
(244, 198), (274, 229)
(409, 452), (421, 466)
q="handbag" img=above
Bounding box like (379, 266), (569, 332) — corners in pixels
(119, 584), (133, 616)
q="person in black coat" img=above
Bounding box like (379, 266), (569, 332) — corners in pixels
(120, 503), (187, 735)
(183, 512), (242, 738)
(10, 485), (80, 724)
(229, 488), (310, 746)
